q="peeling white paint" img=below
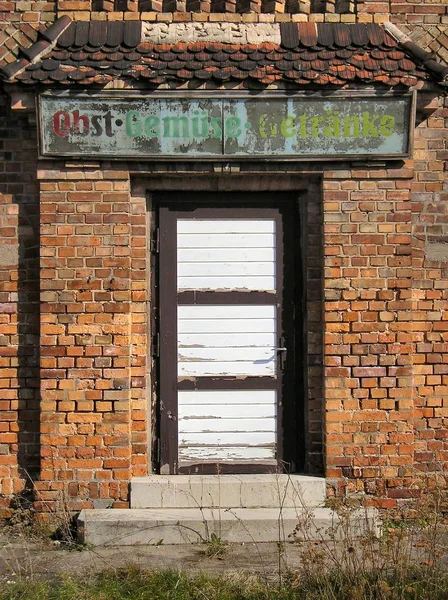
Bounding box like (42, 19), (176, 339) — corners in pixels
(176, 217), (278, 464)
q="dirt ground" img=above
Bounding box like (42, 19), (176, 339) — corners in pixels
(1, 527), (448, 584)
(0, 532), (303, 582)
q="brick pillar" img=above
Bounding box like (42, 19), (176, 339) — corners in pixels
(36, 166), (145, 511)
(323, 167), (416, 508)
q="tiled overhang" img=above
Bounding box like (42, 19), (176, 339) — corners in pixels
(1, 18), (447, 87)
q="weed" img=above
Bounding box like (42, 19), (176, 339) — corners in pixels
(203, 532), (229, 559)
(288, 484), (448, 600)
(5, 490), (83, 551)
(1, 565), (448, 600)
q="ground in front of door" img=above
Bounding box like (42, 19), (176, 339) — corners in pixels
(1, 528), (448, 584)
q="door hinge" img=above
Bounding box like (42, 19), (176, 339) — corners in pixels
(151, 227), (160, 253)
(152, 332), (160, 357)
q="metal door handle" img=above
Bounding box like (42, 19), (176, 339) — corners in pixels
(276, 347), (287, 352)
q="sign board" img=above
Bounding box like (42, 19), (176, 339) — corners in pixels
(39, 93), (414, 160)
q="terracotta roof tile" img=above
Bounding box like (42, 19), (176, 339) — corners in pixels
(298, 23), (318, 48)
(2, 19), (445, 88)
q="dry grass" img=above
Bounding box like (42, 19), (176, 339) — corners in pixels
(0, 479), (447, 599)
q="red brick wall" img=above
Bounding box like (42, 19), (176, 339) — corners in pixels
(34, 167), (148, 511)
(0, 0), (447, 511)
(411, 95), (448, 492)
(322, 166), (416, 507)
(0, 94), (40, 516)
(322, 93), (448, 507)
(0, 91), (445, 510)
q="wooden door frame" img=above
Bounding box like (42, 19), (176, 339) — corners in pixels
(154, 192), (303, 475)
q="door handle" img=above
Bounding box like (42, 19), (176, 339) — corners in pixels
(276, 345), (287, 369)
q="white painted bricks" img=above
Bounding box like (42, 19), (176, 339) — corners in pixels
(130, 474), (326, 509)
(141, 23), (281, 45)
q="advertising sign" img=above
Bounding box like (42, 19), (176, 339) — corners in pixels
(39, 93), (414, 160)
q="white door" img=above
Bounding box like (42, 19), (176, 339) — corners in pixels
(158, 197), (296, 474)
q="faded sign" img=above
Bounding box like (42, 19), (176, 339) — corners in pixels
(39, 93), (413, 160)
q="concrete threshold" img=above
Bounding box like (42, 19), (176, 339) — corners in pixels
(130, 474), (327, 509)
(78, 507), (381, 546)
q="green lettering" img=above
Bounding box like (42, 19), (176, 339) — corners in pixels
(281, 116), (295, 138)
(362, 112), (379, 137)
(324, 111), (340, 138)
(163, 116), (189, 138)
(126, 110), (142, 138)
(298, 115), (308, 137)
(343, 116), (360, 137)
(192, 112), (209, 138)
(380, 115), (395, 137)
(209, 117), (222, 139)
(311, 116), (325, 137)
(144, 116), (160, 138)
(225, 116), (242, 139)
(259, 115), (268, 139)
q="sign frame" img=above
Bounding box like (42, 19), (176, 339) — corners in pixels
(38, 89), (416, 162)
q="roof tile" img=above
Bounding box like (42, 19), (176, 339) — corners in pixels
(106, 22), (125, 48)
(2, 19), (439, 89)
(89, 22), (108, 48)
(74, 22), (90, 48)
(350, 25), (369, 48)
(297, 23), (318, 48)
(333, 25), (351, 49)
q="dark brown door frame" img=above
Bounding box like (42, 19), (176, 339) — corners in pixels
(155, 192), (303, 475)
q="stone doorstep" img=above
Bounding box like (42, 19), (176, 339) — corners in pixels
(77, 507), (381, 546)
(130, 474), (327, 509)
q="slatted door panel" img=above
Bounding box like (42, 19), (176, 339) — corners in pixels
(176, 215), (279, 470)
(177, 219), (276, 291)
(178, 390), (276, 463)
(158, 198), (295, 475)
(178, 305), (276, 377)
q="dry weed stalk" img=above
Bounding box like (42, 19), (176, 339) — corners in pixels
(288, 480), (448, 599)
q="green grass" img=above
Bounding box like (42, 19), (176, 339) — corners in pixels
(1, 567), (448, 600)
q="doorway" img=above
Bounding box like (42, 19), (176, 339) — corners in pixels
(154, 192), (303, 474)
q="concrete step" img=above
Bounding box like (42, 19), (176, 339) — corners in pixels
(78, 507), (381, 546)
(130, 475), (326, 509)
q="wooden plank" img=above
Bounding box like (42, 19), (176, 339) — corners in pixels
(178, 417), (276, 433)
(178, 305), (275, 320)
(177, 219), (276, 234)
(178, 318), (275, 334)
(177, 276), (276, 291)
(178, 446), (275, 461)
(178, 248), (275, 262)
(177, 233), (275, 248)
(178, 403), (276, 418)
(178, 347), (276, 362)
(178, 360), (275, 377)
(178, 389), (276, 405)
(178, 332), (276, 347)
(158, 205), (179, 473)
(178, 377), (277, 391)
(178, 291), (277, 305)
(178, 262), (274, 277)
(179, 431), (276, 445)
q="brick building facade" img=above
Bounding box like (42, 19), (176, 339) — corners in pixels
(0, 0), (447, 518)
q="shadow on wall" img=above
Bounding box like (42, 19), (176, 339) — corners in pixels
(303, 183), (325, 475)
(0, 91), (41, 493)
